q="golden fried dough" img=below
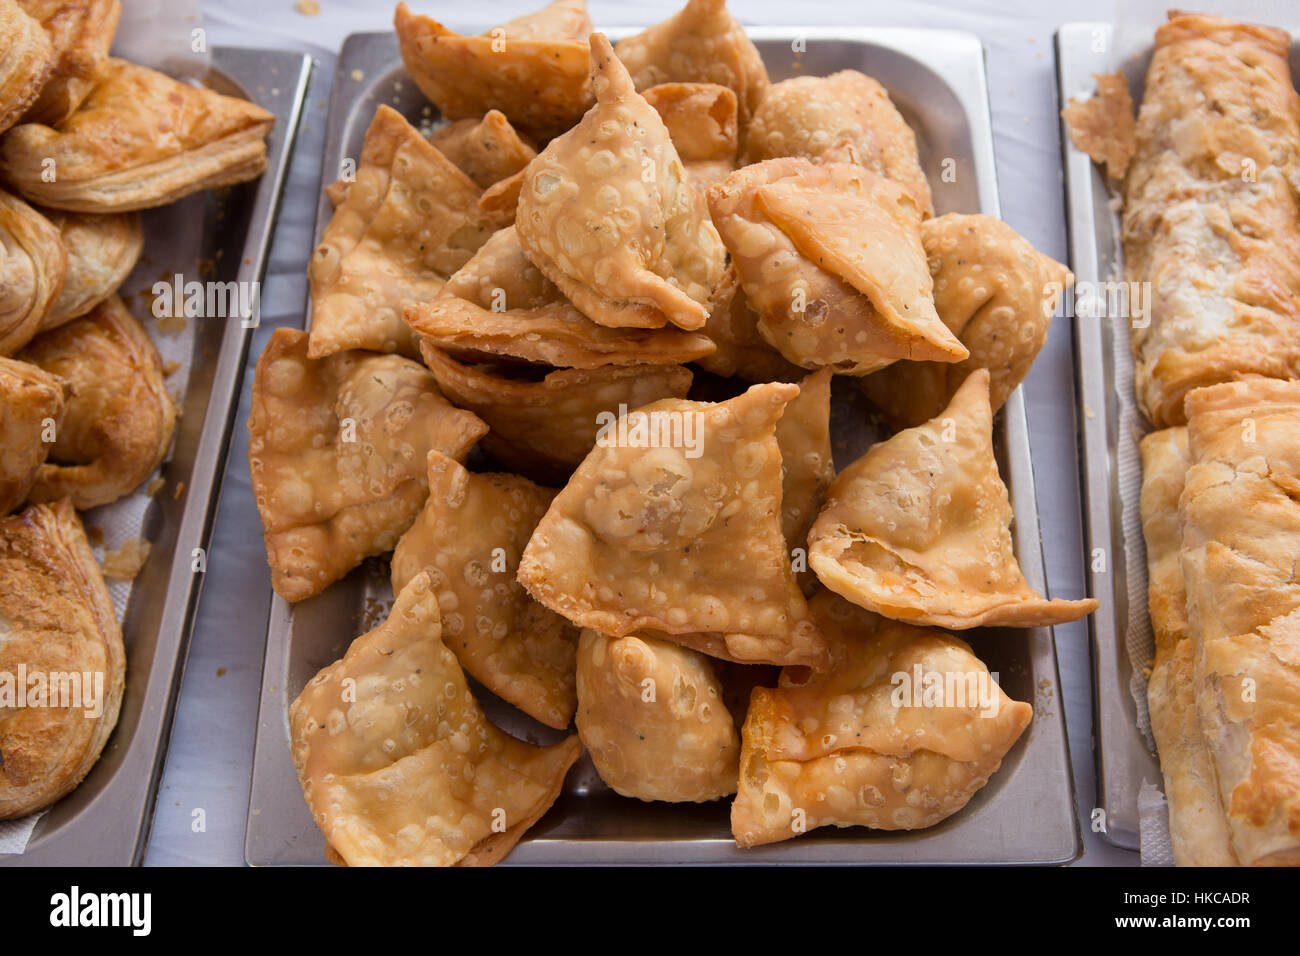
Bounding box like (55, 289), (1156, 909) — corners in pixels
(427, 110), (537, 189)
(17, 0), (120, 125)
(0, 355), (66, 513)
(0, 187), (66, 355)
(694, 265), (802, 382)
(642, 81), (738, 191)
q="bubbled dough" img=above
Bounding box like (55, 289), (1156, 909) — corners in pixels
(427, 110), (537, 190)
(641, 82), (739, 192)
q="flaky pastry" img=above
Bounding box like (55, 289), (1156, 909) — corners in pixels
(427, 110), (537, 189)
(0, 355), (66, 513)
(1060, 70), (1136, 183)
(0, 187), (66, 355)
(17, 0), (120, 126)
(0, 0), (54, 135)
(39, 208), (142, 330)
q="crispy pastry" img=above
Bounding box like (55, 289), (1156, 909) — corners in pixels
(39, 208), (142, 330)
(809, 369), (1098, 628)
(1181, 378), (1300, 865)
(17, 0), (120, 126)
(0, 498), (125, 820)
(1060, 70), (1136, 183)
(777, 367), (833, 595)
(0, 188), (66, 355)
(743, 70), (933, 216)
(405, 226), (716, 369)
(1, 58), (274, 213)
(290, 572), (582, 866)
(613, 0), (768, 134)
(515, 34), (726, 333)
(18, 295), (174, 509)
(1121, 13), (1300, 428)
(419, 341), (693, 483)
(861, 213), (1073, 428)
(708, 158), (966, 373)
(247, 328), (488, 603)
(427, 110), (537, 189)
(308, 105), (508, 360)
(391, 451), (578, 730)
(731, 590), (1032, 846)
(694, 265), (803, 383)
(0, 355), (66, 513)
(642, 82), (738, 191)
(0, 0), (54, 135)
(518, 382), (830, 669)
(576, 629), (739, 802)
(394, 0), (593, 141)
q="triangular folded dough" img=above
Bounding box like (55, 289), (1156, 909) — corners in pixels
(41, 208), (143, 330)
(576, 629), (739, 802)
(394, 0), (593, 140)
(518, 382), (827, 668)
(247, 329), (488, 603)
(642, 82), (738, 191)
(308, 105), (508, 359)
(777, 368), (834, 594)
(290, 572), (582, 866)
(613, 0), (769, 133)
(708, 158), (966, 373)
(0, 356), (67, 514)
(427, 110), (537, 189)
(0, 58), (273, 212)
(731, 589), (1032, 846)
(0, 0), (53, 135)
(694, 265), (803, 383)
(391, 451), (578, 730)
(808, 368), (1098, 628)
(515, 33), (726, 332)
(1, 187), (66, 356)
(405, 226), (715, 368)
(18, 0), (120, 126)
(862, 213), (1072, 428)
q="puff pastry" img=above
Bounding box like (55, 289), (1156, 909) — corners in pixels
(0, 498), (124, 820)
(809, 368), (1098, 628)
(247, 328), (488, 603)
(642, 82), (738, 192)
(0, 355), (66, 513)
(17, 0), (120, 126)
(576, 629), (739, 802)
(0, 188), (66, 356)
(0, 0), (54, 135)
(731, 590), (1032, 846)
(427, 110), (536, 189)
(516, 34), (725, 333)
(1, 58), (275, 213)
(391, 451), (578, 730)
(290, 572), (582, 866)
(18, 295), (174, 509)
(39, 208), (142, 330)
(394, 0), (593, 141)
(1060, 70), (1135, 183)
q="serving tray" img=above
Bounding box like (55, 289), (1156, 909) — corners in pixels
(245, 26), (1081, 866)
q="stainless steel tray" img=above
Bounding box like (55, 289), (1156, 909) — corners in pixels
(2, 47), (311, 867)
(246, 26), (1081, 866)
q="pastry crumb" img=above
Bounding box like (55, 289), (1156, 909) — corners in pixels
(163, 359), (181, 376)
(102, 537), (152, 580)
(351, 69), (365, 82)
(174, 481), (186, 500)
(146, 476), (166, 497)
(296, 0), (320, 14)
(87, 525), (104, 547)
(156, 313), (187, 336)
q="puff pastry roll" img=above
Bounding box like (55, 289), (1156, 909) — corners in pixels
(0, 0), (54, 135)
(694, 265), (803, 383)
(394, 0), (593, 141)
(290, 572), (582, 866)
(0, 355), (66, 513)
(391, 451), (578, 730)
(427, 110), (537, 189)
(247, 329), (488, 603)
(1, 58), (274, 213)
(18, 295), (174, 509)
(642, 82), (738, 192)
(731, 590), (1032, 846)
(861, 213), (1072, 428)
(516, 34), (726, 333)
(0, 188), (65, 356)
(1122, 13), (1300, 428)
(16, 0), (120, 126)
(576, 629), (739, 802)
(809, 368), (1098, 628)
(40, 208), (142, 330)
(0, 498), (124, 820)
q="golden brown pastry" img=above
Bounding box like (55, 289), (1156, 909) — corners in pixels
(427, 110), (537, 189)
(515, 34), (726, 333)
(308, 105), (508, 360)
(743, 70), (933, 216)
(708, 158), (966, 373)
(1060, 70), (1136, 183)
(0, 0), (54, 135)
(694, 265), (803, 383)
(18, 295), (174, 509)
(731, 590), (1032, 846)
(391, 451), (578, 730)
(0, 355), (66, 513)
(289, 572), (582, 866)
(247, 328), (488, 603)
(777, 368), (833, 594)
(576, 629), (739, 802)
(1122, 13), (1300, 428)
(808, 368), (1098, 628)
(39, 208), (142, 330)
(17, 0), (120, 126)
(0, 498), (124, 820)
(519, 382), (830, 669)
(394, 0), (593, 141)
(1, 58), (274, 213)
(0, 187), (65, 355)
(861, 213), (1073, 428)
(641, 81), (738, 190)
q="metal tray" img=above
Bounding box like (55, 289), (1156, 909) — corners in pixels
(2, 47), (311, 867)
(246, 26), (1081, 866)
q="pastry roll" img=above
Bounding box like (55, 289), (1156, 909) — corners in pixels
(290, 572), (582, 866)
(642, 82), (738, 191)
(427, 111), (537, 189)
(515, 34), (726, 333)
(18, 295), (175, 509)
(1122, 13), (1300, 428)
(694, 266), (803, 383)
(0, 0), (54, 135)
(0, 355), (66, 514)
(391, 451), (578, 730)
(0, 58), (274, 213)
(0, 498), (124, 820)
(731, 590), (1032, 846)
(576, 629), (739, 802)
(0, 188), (66, 356)
(39, 209), (142, 330)
(247, 328), (488, 603)
(17, 0), (120, 126)
(808, 368), (1098, 628)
